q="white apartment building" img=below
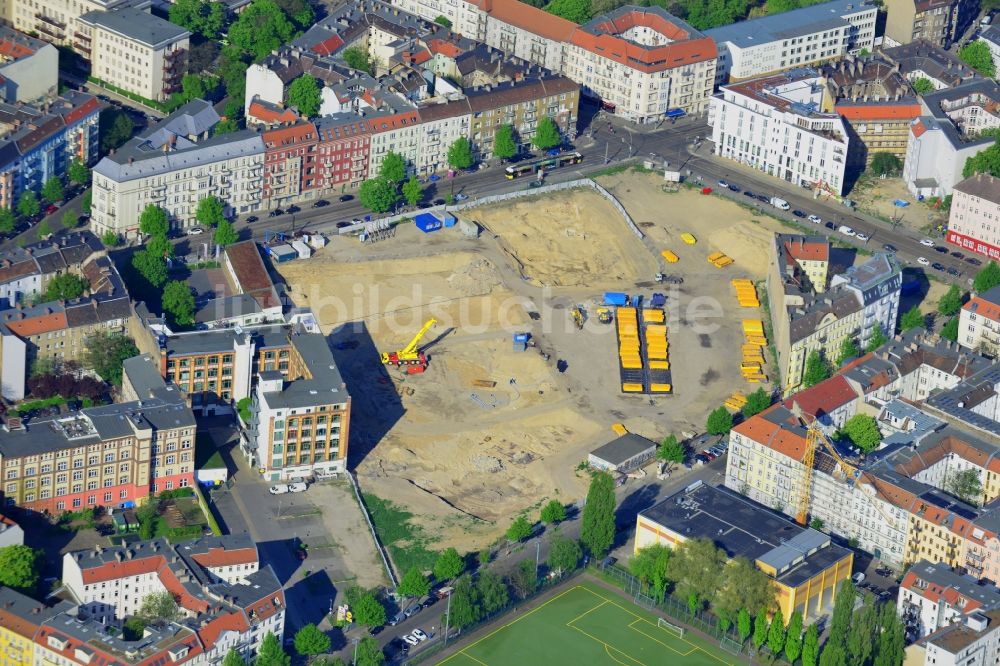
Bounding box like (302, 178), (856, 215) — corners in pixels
(2, 0), (131, 45)
(959, 286), (1000, 356)
(366, 107), (422, 178)
(706, 0), (877, 84)
(710, 70), (851, 195)
(414, 103), (471, 174)
(898, 560), (1000, 638)
(0, 27), (58, 103)
(91, 100), (264, 238)
(75, 7), (189, 103)
(948, 173), (1000, 262)
(912, 612), (1000, 666)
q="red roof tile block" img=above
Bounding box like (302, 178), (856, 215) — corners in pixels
(191, 546), (258, 569)
(782, 376), (858, 418)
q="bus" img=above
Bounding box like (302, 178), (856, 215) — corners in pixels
(505, 152), (583, 179)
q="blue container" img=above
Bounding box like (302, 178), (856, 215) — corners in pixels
(650, 293), (666, 308)
(513, 332), (529, 343)
(604, 292), (628, 306)
(414, 213), (442, 233)
(443, 214), (457, 228)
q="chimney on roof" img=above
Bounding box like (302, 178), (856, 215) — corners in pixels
(114, 551), (123, 562)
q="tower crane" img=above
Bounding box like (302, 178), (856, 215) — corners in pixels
(381, 319), (437, 374)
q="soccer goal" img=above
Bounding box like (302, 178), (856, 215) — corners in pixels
(720, 636), (744, 656)
(657, 617), (685, 639)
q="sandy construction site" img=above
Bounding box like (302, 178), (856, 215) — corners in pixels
(277, 181), (789, 552)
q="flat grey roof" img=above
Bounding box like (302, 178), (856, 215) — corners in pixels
(590, 433), (656, 466)
(260, 332), (348, 408)
(79, 7), (190, 47)
(706, 0), (871, 49)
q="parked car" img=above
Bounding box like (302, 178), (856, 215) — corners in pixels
(808, 214), (822, 224)
(421, 596), (437, 609)
(402, 635), (419, 646)
(855, 232), (870, 241)
(718, 179), (729, 188)
(454, 193), (469, 201)
(932, 262), (946, 271)
(883, 243), (897, 253)
(336, 221), (351, 228)
(694, 453), (710, 466)
(838, 225), (855, 236)
(824, 222), (836, 230)
(188, 226), (204, 235)
(756, 194), (769, 203)
(45, 204), (58, 215)
(934, 246), (948, 253)
(743, 190), (756, 198)
(287, 205), (301, 214)
(339, 194), (353, 202)
(792, 210), (806, 218)
(411, 629), (428, 642)
(312, 199), (330, 208)
(947, 266), (961, 276)
(404, 603), (422, 618)
(951, 251), (964, 259)
(917, 257), (930, 266)
(288, 483), (308, 493)
(701, 450), (717, 461)
(246, 216), (258, 223)
(269, 208), (284, 217)
(369, 625), (384, 636)
(388, 612), (407, 626)
(920, 238), (935, 247)
(728, 183), (740, 192)
(433, 198), (446, 205)
(967, 257), (984, 266)
(269, 484), (290, 495)
(852, 572), (866, 584)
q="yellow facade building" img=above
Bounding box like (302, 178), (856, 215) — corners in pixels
(0, 586), (73, 666)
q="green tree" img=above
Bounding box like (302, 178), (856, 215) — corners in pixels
(580, 471), (616, 556)
(975, 261), (1000, 292)
(61, 211), (76, 229)
(706, 405), (733, 435)
(874, 601), (905, 666)
(147, 234), (174, 259)
(45, 273), (89, 301)
(287, 74), (321, 117)
(836, 336), (860, 365)
(138, 591), (179, 624)
(785, 610), (804, 663)
(959, 40), (996, 77)
(402, 175), (423, 206)
(847, 596), (879, 666)
(540, 499), (566, 524)
(752, 612), (768, 649)
(181, 73), (209, 101)
(941, 316), (960, 342)
(433, 547), (465, 582)
(900, 305), (925, 331)
(532, 116), (562, 151)
(829, 580), (857, 649)
(397, 566), (431, 599)
(446, 575), (482, 629)
(841, 414), (881, 453)
(802, 623), (820, 666)
(476, 569), (509, 614)
(213, 219), (238, 247)
(81, 190), (92, 216)
(218, 48), (249, 107)
(810, 517), (825, 530)
(869, 152), (903, 176)
(84, 331), (139, 385)
(630, 543), (670, 601)
(964, 144), (1000, 178)
(196, 195), (226, 227)
(434, 15), (452, 28)
(162, 280), (196, 327)
(494, 124), (518, 160)
(741, 388), (771, 418)
(508, 559), (537, 599)
(17, 191), (39, 218)
(737, 608), (752, 643)
(100, 231), (122, 248)
(256, 631), (291, 666)
(766, 0), (800, 13)
(352, 591), (386, 627)
(506, 514), (532, 542)
(0, 545), (41, 595)
(214, 118), (240, 135)
(222, 650), (246, 666)
(912, 77), (934, 94)
(274, 0), (313, 28)
(548, 536), (582, 574)
(379, 151), (407, 183)
(946, 468), (983, 504)
(200, 1), (227, 39)
(545, 0), (590, 22)
(447, 136), (475, 170)
(803, 349), (832, 387)
(293, 624), (330, 656)
(36, 220), (50, 238)
(139, 204), (169, 238)
(657, 434), (686, 463)
(715, 556), (776, 617)
(355, 636), (384, 666)
(170, 0), (203, 33)
(819, 642), (848, 666)
(938, 284), (963, 316)
(866, 324), (889, 352)
(767, 607), (786, 656)
(358, 176), (400, 213)
(228, 0), (295, 61)
(68, 159), (90, 186)
(0, 207), (13, 234)
(666, 538), (726, 606)
(99, 108), (134, 153)
(132, 250), (168, 288)
(342, 46), (374, 75)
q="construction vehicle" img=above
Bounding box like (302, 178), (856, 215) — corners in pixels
(596, 307), (613, 324)
(571, 306), (585, 330)
(381, 319), (437, 374)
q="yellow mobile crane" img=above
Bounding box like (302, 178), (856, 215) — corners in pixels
(381, 319), (437, 374)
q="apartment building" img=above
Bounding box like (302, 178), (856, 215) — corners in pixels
(909, 611), (1000, 666)
(0, 90), (100, 211)
(0, 587), (73, 666)
(0, 231), (102, 308)
(899, 560), (1000, 638)
(710, 70), (851, 196)
(980, 25), (1000, 74)
(636, 482), (854, 622)
(156, 329), (256, 413)
(2, 0), (133, 46)
(262, 121), (319, 207)
(707, 0), (877, 84)
(767, 234), (901, 393)
(820, 57), (923, 167)
(948, 173), (1000, 262)
(244, 332), (351, 480)
(905, 80), (1000, 198)
(366, 107), (423, 178)
(959, 286), (1000, 356)
(314, 113), (371, 190)
(57, 535), (283, 664)
(91, 100), (265, 238)
(75, 7), (189, 103)
(884, 0), (979, 49)
(0, 27), (58, 103)
(881, 40), (979, 92)
(0, 356), (195, 514)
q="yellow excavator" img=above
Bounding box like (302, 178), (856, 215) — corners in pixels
(381, 319), (437, 374)
(571, 306), (585, 330)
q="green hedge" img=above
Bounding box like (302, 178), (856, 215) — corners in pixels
(87, 77), (167, 113)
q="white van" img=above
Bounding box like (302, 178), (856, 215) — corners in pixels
(770, 197), (790, 210)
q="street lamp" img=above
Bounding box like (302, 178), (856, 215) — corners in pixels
(443, 589), (454, 647)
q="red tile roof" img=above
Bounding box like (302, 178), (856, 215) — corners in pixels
(197, 612), (248, 651)
(248, 101), (299, 125)
(784, 239), (830, 262)
(5, 310), (68, 337)
(0, 39), (34, 60)
(263, 121), (317, 148)
(912, 119), (928, 138)
(61, 96), (101, 127)
(312, 34), (344, 56)
(782, 376), (858, 418)
(428, 38), (463, 58)
(469, 0), (577, 41)
(80, 556), (163, 585)
(963, 293), (1000, 322)
(835, 103), (923, 121)
(191, 546), (258, 569)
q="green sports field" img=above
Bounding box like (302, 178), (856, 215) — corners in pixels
(438, 581), (738, 666)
